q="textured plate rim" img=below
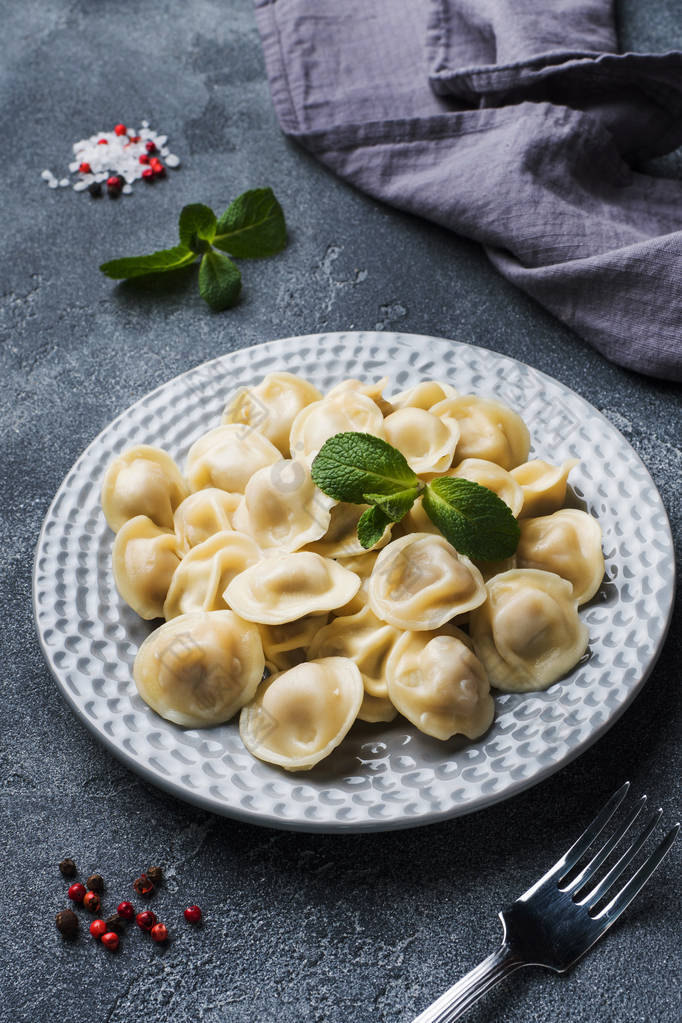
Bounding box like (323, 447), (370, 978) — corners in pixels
(32, 332), (676, 833)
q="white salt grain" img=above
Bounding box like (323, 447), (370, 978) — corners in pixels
(41, 169), (52, 180)
(122, 184), (133, 195)
(166, 154), (180, 168)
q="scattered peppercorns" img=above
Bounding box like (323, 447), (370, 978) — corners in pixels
(150, 923), (168, 943)
(146, 866), (163, 886)
(89, 919), (107, 940)
(133, 874), (154, 898)
(56, 909), (79, 939)
(59, 857), (77, 878)
(87, 181), (102, 198)
(114, 123), (127, 136)
(184, 905), (202, 925)
(136, 910), (157, 932)
(86, 873), (104, 893)
(101, 931), (119, 951)
(83, 891), (101, 913)
(68, 882), (87, 904)
(145, 141), (157, 154)
(117, 901), (135, 922)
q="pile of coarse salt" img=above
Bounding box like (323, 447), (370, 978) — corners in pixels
(40, 121), (181, 198)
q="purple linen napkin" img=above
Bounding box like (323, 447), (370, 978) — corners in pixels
(254, 0), (682, 380)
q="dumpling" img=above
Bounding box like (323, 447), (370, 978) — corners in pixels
(382, 407), (460, 475)
(173, 488), (241, 555)
(390, 380), (457, 411)
(386, 627), (494, 740)
(368, 533), (486, 630)
(326, 377), (394, 416)
(163, 530), (261, 620)
(239, 657), (364, 770)
(515, 509), (604, 605)
(224, 552), (361, 624)
(448, 458), (524, 517)
(306, 502), (392, 558)
(259, 614), (327, 672)
(431, 395), (530, 470)
(102, 445), (188, 533)
(308, 606), (401, 702)
(133, 610), (264, 728)
(231, 459), (334, 552)
(112, 515), (180, 619)
(186, 425), (281, 494)
(511, 458), (579, 518)
(333, 551), (379, 615)
(470, 568), (589, 691)
(222, 372), (322, 456)
(358, 693), (398, 723)
(289, 390), (385, 463)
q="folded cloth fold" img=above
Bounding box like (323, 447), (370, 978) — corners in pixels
(254, 0), (682, 380)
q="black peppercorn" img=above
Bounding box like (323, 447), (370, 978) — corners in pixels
(59, 857), (77, 878)
(133, 874), (154, 898)
(86, 873), (104, 893)
(104, 913), (124, 933)
(146, 865), (163, 886)
(55, 909), (79, 939)
(87, 181), (102, 198)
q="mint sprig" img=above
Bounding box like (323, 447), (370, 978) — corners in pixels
(100, 187), (287, 310)
(422, 476), (520, 561)
(311, 431), (520, 559)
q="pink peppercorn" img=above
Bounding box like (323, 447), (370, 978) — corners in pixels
(68, 882), (86, 903)
(145, 141), (157, 154)
(114, 123), (127, 136)
(184, 905), (202, 924)
(117, 901), (135, 921)
(142, 167), (154, 181)
(139, 154), (150, 165)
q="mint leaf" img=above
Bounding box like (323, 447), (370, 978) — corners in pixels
(357, 506), (392, 549)
(311, 433), (419, 505)
(178, 204), (217, 253)
(363, 487), (420, 522)
(422, 477), (520, 561)
(198, 250), (242, 310)
(100, 245), (197, 279)
(213, 187), (286, 258)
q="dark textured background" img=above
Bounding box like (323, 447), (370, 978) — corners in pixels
(1, 1), (680, 1021)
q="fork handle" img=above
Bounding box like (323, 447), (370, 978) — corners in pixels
(411, 942), (524, 1022)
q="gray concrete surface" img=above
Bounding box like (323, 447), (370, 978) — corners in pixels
(1, 1), (680, 1021)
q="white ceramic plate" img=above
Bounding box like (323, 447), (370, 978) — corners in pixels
(33, 333), (675, 832)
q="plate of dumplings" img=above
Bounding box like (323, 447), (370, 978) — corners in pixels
(33, 332), (675, 831)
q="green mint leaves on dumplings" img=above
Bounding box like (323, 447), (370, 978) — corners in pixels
(422, 476), (520, 561)
(311, 431), (520, 558)
(311, 433), (419, 504)
(100, 187), (287, 311)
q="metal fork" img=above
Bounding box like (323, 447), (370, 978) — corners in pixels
(412, 783), (679, 1022)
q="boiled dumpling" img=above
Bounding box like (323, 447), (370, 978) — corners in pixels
(470, 568), (589, 691)
(515, 509), (604, 605)
(174, 488), (241, 555)
(102, 446), (188, 533)
(112, 515), (180, 619)
(133, 610), (264, 727)
(306, 502), (392, 558)
(222, 372), (322, 456)
(382, 407), (460, 475)
(449, 458), (524, 517)
(390, 380), (457, 411)
(326, 377), (394, 416)
(333, 551), (379, 615)
(308, 605), (401, 702)
(289, 390), (385, 463)
(224, 551), (361, 624)
(259, 614), (327, 672)
(386, 627), (494, 740)
(186, 425), (281, 494)
(231, 459), (334, 552)
(163, 530), (261, 620)
(368, 533), (486, 630)
(358, 693), (397, 723)
(511, 458), (579, 518)
(431, 395), (530, 470)
(239, 657), (364, 770)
